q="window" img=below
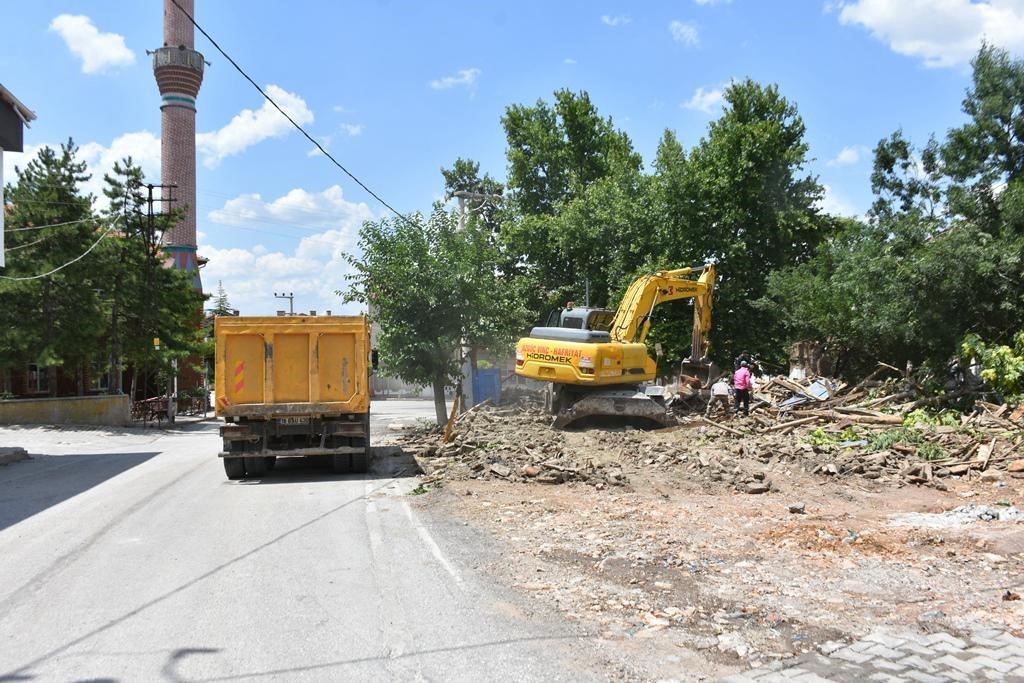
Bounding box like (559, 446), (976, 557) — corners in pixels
(26, 364), (49, 393)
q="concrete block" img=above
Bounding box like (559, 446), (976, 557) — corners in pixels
(865, 632), (908, 650)
(865, 644), (906, 660)
(934, 654), (983, 675)
(967, 655), (1015, 674)
(926, 633), (968, 649)
(833, 648), (873, 664)
(871, 658), (908, 673)
(0, 446), (29, 466)
(898, 654), (943, 675)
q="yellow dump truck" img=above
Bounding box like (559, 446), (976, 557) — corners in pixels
(214, 315), (375, 480)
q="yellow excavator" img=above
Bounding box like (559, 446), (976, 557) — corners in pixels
(515, 264), (716, 428)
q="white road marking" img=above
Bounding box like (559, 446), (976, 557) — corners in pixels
(402, 498), (463, 585)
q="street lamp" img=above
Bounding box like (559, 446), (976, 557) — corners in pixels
(274, 292), (294, 315)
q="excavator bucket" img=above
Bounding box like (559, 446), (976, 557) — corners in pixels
(554, 388), (675, 430)
(680, 360), (720, 389)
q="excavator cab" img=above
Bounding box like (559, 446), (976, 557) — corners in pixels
(543, 306), (614, 332)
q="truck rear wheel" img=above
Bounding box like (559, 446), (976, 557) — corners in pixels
(352, 412), (371, 473)
(331, 454), (351, 473)
(244, 456), (267, 477)
(223, 457), (245, 480)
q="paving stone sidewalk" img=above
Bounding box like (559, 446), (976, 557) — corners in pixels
(724, 628), (1024, 682)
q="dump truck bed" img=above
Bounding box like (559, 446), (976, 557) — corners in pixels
(214, 315), (370, 419)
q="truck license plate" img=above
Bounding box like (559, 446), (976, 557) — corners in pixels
(280, 416), (309, 425)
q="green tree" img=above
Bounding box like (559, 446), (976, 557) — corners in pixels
(0, 140), (105, 395)
(653, 79), (825, 367)
(764, 45), (1024, 377)
(210, 281), (234, 316)
(91, 158), (208, 398)
(500, 90), (646, 316)
(343, 208), (530, 424)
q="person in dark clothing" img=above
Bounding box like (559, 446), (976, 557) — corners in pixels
(734, 350), (753, 371)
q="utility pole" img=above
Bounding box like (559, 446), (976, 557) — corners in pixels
(274, 292), (294, 315)
(445, 189), (504, 410)
(447, 189), (503, 231)
(144, 184), (177, 421)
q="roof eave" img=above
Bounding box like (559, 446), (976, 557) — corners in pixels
(0, 83), (37, 125)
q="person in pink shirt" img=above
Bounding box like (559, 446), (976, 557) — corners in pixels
(733, 361), (752, 416)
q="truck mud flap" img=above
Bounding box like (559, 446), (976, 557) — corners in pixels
(554, 388), (674, 430)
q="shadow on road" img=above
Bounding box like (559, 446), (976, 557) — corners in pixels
(235, 447), (422, 486)
(0, 451), (160, 533)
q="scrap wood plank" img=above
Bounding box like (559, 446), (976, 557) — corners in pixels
(978, 438), (997, 470)
(700, 416), (746, 436)
(977, 401), (1008, 418)
(764, 415), (820, 433)
(803, 409), (903, 425)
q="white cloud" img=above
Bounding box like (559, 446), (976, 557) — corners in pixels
(817, 184), (861, 218)
(669, 20), (700, 45)
(1, 144), (45, 189)
(564, 58), (578, 65)
(207, 185), (373, 231)
(4, 132), (161, 212)
(196, 85), (314, 168)
(601, 15), (631, 27)
(341, 123), (364, 137)
(201, 186), (375, 315)
(49, 14), (135, 74)
(836, 0), (1024, 68)
(827, 144), (869, 166)
(682, 85), (725, 113)
(429, 68), (481, 90)
(694, 0), (731, 4)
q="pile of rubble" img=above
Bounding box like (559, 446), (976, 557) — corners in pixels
(399, 404), (631, 487)
(398, 373), (1023, 492)
(720, 373), (1024, 490)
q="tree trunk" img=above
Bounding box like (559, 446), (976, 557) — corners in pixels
(43, 281), (57, 397)
(432, 375), (448, 426)
(110, 290), (122, 394)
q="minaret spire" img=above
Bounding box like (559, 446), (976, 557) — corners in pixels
(152, 0), (204, 289)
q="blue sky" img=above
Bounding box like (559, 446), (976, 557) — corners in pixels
(2, 0), (1021, 315)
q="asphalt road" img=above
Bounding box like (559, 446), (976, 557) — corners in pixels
(0, 400), (598, 682)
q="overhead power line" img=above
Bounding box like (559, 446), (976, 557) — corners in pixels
(5, 217), (96, 232)
(0, 225), (114, 281)
(169, 0), (416, 228)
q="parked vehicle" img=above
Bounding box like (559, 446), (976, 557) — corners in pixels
(214, 315), (376, 480)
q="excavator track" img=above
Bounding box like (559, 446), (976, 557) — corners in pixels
(548, 385), (674, 430)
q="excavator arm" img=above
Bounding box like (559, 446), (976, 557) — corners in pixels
(609, 263), (716, 360)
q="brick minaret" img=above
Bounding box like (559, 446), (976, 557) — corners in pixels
(152, 0), (204, 290)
